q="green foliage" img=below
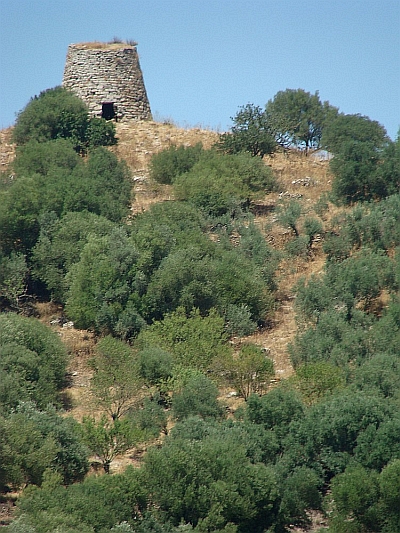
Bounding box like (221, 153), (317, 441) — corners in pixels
(127, 396), (168, 438)
(130, 200), (207, 278)
(80, 415), (139, 473)
(289, 362), (345, 405)
(354, 415), (400, 471)
(379, 459), (400, 532)
(283, 391), (394, 479)
(235, 220), (278, 289)
(277, 466), (322, 530)
(31, 211), (116, 302)
(371, 296), (400, 355)
(145, 245), (274, 324)
(143, 246), (217, 320)
(63, 147), (131, 223)
(352, 353), (400, 399)
(330, 140), (381, 203)
(216, 104), (276, 157)
(0, 413), (59, 490)
(322, 113), (388, 154)
(137, 347), (174, 388)
(18, 403), (88, 484)
(13, 138), (81, 178)
(328, 461), (400, 531)
(173, 150), (277, 213)
(265, 89), (336, 153)
(143, 432), (280, 531)
(86, 116), (117, 149)
(90, 336), (142, 421)
(0, 252), (28, 310)
(65, 228), (145, 337)
(303, 216), (323, 250)
(289, 309), (374, 368)
(137, 308), (230, 372)
(13, 87), (89, 149)
(0, 403), (88, 490)
(0, 314), (67, 412)
(291, 246), (398, 369)
(329, 464), (381, 532)
(149, 143), (204, 184)
(294, 274), (332, 325)
(285, 235), (310, 259)
(246, 387), (305, 439)
(0, 142), (131, 256)
(276, 199), (302, 237)
(223, 304), (257, 337)
(222, 344), (274, 400)
(375, 134), (400, 197)
(172, 374), (224, 421)
(330, 133), (399, 204)
(325, 248), (397, 312)
(13, 466), (146, 532)
(12, 86), (117, 153)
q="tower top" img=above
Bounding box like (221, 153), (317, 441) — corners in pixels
(69, 40), (138, 50)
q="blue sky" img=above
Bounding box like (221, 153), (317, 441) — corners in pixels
(1, 0), (399, 139)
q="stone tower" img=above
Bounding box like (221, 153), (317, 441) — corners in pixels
(62, 41), (152, 121)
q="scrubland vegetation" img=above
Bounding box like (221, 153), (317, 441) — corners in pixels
(0, 86), (399, 532)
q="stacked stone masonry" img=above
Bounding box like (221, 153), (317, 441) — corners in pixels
(62, 42), (152, 121)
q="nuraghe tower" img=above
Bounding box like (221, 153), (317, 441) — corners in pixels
(62, 41), (152, 121)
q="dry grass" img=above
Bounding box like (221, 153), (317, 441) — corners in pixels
(0, 127), (15, 173)
(71, 41), (135, 50)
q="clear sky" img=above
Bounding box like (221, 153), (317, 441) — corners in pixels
(1, 0), (399, 139)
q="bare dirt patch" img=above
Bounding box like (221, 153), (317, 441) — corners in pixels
(0, 127), (15, 174)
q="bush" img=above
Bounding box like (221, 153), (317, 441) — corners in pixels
(0, 314), (68, 412)
(65, 228), (144, 337)
(13, 86), (117, 153)
(0, 143), (131, 256)
(223, 304), (257, 337)
(172, 374), (224, 421)
(216, 104), (276, 157)
(149, 143), (204, 184)
(137, 307), (230, 372)
(330, 134), (399, 204)
(32, 211), (116, 302)
(173, 151), (277, 211)
(0, 403), (89, 490)
(137, 347), (174, 388)
(222, 344), (274, 400)
(322, 113), (388, 155)
(283, 391), (394, 479)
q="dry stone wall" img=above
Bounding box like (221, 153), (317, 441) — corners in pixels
(62, 42), (152, 121)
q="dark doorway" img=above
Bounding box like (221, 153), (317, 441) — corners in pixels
(102, 102), (116, 120)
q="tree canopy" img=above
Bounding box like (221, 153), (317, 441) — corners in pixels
(13, 86), (117, 153)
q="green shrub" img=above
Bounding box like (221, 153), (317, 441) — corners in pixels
(216, 103), (276, 157)
(149, 143), (204, 184)
(173, 151), (277, 210)
(223, 304), (257, 337)
(32, 211), (116, 302)
(0, 403), (88, 490)
(137, 307), (230, 372)
(0, 314), (68, 412)
(222, 344), (274, 400)
(13, 86), (117, 153)
(172, 374), (224, 421)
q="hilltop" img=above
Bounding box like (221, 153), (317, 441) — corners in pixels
(1, 112), (399, 532)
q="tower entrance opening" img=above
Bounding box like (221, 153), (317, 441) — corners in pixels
(101, 102), (116, 120)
